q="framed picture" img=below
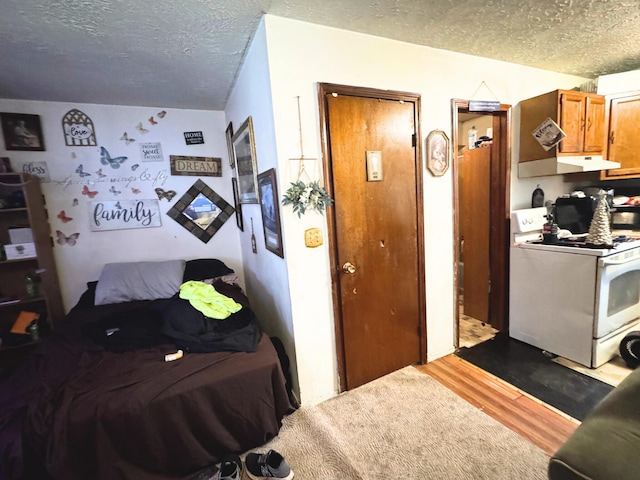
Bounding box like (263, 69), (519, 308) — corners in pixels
(0, 113), (45, 151)
(232, 116), (259, 204)
(257, 168), (284, 258)
(166, 179), (235, 243)
(232, 177), (243, 231)
(225, 121), (235, 169)
(426, 129), (450, 177)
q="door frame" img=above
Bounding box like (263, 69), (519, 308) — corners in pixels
(452, 100), (512, 345)
(318, 82), (427, 392)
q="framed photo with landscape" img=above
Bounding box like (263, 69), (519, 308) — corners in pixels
(426, 129), (449, 177)
(257, 168), (284, 258)
(232, 116), (259, 204)
(232, 177), (243, 231)
(0, 113), (45, 151)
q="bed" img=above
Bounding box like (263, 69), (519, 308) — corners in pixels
(0, 259), (293, 480)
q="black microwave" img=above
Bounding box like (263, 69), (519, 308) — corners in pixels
(554, 196), (599, 234)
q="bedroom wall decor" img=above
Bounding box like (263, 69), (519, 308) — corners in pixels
(232, 177), (243, 231)
(89, 199), (162, 231)
(232, 116), (259, 204)
(61, 109), (97, 147)
(139, 142), (163, 162)
(1, 113), (45, 151)
(258, 168), (284, 258)
(226, 121), (234, 169)
(184, 131), (204, 145)
(22, 161), (50, 182)
(166, 179), (234, 243)
(426, 129), (450, 177)
(169, 155), (222, 177)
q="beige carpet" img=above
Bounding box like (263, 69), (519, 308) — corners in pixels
(244, 366), (549, 479)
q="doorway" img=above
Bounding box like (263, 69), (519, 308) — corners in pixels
(452, 100), (511, 349)
(318, 83), (426, 391)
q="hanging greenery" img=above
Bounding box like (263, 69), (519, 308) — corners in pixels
(282, 180), (333, 218)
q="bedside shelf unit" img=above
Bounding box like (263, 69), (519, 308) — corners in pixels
(0, 173), (64, 334)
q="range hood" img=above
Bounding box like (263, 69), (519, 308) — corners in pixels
(518, 155), (621, 178)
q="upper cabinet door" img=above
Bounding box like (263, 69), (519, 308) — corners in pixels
(602, 92), (640, 179)
(558, 92), (585, 153)
(584, 95), (606, 153)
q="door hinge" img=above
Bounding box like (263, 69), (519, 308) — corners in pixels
(412, 133), (416, 147)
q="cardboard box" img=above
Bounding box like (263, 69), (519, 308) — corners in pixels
(5, 243), (37, 260)
(8, 228), (33, 244)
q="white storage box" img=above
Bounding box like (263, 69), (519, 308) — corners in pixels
(8, 228), (34, 244)
(5, 243), (37, 260)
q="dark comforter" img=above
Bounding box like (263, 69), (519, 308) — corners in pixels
(0, 298), (292, 480)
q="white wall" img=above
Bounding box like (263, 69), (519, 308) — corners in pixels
(597, 69), (640, 95)
(0, 99), (242, 310)
(224, 21), (298, 398)
(260, 15), (590, 405)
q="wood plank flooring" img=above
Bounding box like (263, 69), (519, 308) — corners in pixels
(416, 354), (579, 456)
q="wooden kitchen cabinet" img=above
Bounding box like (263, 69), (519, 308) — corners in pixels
(600, 91), (640, 180)
(0, 173), (64, 339)
(519, 89), (606, 163)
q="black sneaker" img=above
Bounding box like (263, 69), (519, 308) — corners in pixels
(245, 450), (294, 480)
(219, 454), (242, 480)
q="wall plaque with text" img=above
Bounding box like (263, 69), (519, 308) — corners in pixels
(169, 155), (222, 177)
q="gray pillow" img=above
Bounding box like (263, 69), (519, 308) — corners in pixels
(94, 260), (186, 306)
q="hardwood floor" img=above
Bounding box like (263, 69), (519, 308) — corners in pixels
(416, 354), (579, 456)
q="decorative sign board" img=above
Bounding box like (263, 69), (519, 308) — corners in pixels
(89, 199), (162, 231)
(169, 155), (222, 177)
(139, 142), (163, 162)
(22, 161), (50, 182)
(62, 109), (97, 146)
(183, 131), (204, 145)
(469, 100), (501, 112)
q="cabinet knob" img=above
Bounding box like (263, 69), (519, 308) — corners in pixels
(609, 131), (615, 145)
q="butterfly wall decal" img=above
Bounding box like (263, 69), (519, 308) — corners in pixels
(82, 185), (98, 198)
(135, 122), (149, 134)
(131, 187), (141, 194)
(57, 210), (73, 223)
(96, 168), (107, 178)
(100, 146), (127, 169)
(157, 111), (166, 119)
(155, 188), (177, 202)
(56, 230), (80, 246)
(148, 116), (158, 125)
(72, 198), (79, 207)
(115, 201), (122, 209)
(120, 132), (135, 145)
(76, 164), (91, 177)
(131, 164), (139, 171)
(109, 186), (121, 195)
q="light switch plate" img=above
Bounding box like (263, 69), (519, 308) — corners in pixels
(304, 227), (323, 248)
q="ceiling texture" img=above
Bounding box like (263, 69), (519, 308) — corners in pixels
(2, 0), (640, 111)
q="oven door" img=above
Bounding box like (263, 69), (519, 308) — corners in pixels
(595, 250), (640, 339)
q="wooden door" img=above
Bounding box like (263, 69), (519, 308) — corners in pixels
(459, 148), (491, 322)
(584, 95), (606, 152)
(559, 92), (585, 153)
(321, 87), (424, 391)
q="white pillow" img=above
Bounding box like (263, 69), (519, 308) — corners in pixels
(94, 260), (186, 305)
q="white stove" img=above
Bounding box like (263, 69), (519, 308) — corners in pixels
(510, 207), (640, 369)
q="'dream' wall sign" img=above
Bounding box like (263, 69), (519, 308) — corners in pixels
(89, 199), (162, 232)
(62, 109), (97, 146)
(169, 155), (222, 177)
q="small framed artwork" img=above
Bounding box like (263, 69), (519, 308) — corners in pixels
(257, 168), (284, 258)
(232, 177), (243, 231)
(426, 129), (450, 177)
(0, 113), (45, 151)
(166, 179), (235, 243)
(232, 116), (259, 204)
(225, 121), (235, 169)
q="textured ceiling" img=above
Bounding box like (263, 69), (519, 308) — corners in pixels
(2, 0), (640, 110)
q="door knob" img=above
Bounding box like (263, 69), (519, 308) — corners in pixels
(342, 262), (356, 274)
